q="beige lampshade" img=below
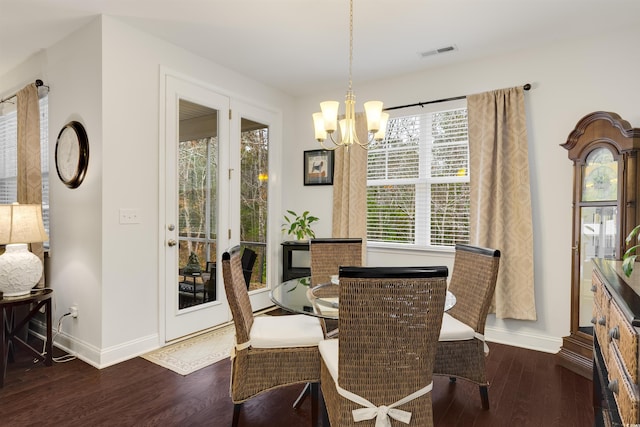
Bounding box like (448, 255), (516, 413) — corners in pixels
(363, 100), (383, 132)
(0, 203), (48, 245)
(320, 101), (339, 132)
(312, 112), (327, 141)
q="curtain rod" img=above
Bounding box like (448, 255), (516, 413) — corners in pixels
(384, 83), (531, 112)
(0, 80), (49, 105)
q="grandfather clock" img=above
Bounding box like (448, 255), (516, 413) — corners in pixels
(558, 111), (640, 378)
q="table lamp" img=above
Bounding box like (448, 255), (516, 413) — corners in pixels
(0, 203), (48, 297)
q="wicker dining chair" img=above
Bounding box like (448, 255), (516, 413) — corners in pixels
(221, 246), (324, 427)
(434, 244), (501, 410)
(309, 238), (363, 287)
(309, 238), (363, 338)
(319, 266), (449, 427)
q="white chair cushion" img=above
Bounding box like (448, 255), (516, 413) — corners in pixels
(250, 314), (324, 348)
(318, 339), (339, 382)
(439, 312), (476, 341)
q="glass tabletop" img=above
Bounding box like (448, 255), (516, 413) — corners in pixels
(270, 276), (456, 320)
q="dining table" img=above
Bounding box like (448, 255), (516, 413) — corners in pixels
(270, 276), (456, 319)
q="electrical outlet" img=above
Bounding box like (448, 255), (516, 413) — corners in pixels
(70, 306), (78, 318)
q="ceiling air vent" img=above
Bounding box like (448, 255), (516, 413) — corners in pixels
(420, 45), (457, 58)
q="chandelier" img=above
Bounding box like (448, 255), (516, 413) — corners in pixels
(312, 0), (388, 150)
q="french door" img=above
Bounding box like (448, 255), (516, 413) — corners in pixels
(161, 73), (275, 342)
(163, 75), (231, 341)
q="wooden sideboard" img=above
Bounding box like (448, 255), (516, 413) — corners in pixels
(592, 259), (640, 426)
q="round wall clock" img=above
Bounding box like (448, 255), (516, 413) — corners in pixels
(55, 121), (89, 188)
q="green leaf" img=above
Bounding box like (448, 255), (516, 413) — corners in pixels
(627, 224), (640, 244)
(624, 245), (639, 258)
(623, 255), (637, 277)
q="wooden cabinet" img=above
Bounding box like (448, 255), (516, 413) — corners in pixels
(592, 259), (640, 426)
(559, 112), (640, 378)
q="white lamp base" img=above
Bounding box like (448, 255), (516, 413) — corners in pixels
(0, 243), (43, 297)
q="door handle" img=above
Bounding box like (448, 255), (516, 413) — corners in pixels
(167, 239), (177, 247)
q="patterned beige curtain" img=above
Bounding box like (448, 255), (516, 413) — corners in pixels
(467, 87), (536, 320)
(17, 83), (45, 287)
(332, 112), (367, 263)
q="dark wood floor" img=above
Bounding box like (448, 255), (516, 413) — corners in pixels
(1, 338), (594, 427)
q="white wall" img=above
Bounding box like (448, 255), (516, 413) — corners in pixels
(45, 19), (105, 363)
(290, 26), (640, 352)
(0, 15), (294, 367)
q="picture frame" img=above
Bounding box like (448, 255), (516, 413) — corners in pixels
(304, 149), (334, 185)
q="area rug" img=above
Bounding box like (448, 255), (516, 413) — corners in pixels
(142, 323), (235, 375)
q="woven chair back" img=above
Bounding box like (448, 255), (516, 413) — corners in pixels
(310, 238), (363, 287)
(337, 266), (448, 405)
(446, 244), (501, 334)
(222, 246), (254, 345)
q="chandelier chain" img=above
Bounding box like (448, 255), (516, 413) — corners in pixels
(348, 0), (353, 92)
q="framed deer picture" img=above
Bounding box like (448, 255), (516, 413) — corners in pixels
(304, 149), (334, 185)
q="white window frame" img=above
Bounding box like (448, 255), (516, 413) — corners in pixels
(366, 99), (469, 251)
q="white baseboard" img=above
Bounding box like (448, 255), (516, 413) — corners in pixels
(485, 325), (562, 354)
(30, 319), (160, 369)
(93, 333), (160, 368)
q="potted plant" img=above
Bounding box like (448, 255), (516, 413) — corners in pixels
(281, 210), (319, 241)
(623, 224), (640, 277)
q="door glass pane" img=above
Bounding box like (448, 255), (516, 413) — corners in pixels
(240, 118), (268, 291)
(579, 205), (617, 328)
(178, 99), (218, 309)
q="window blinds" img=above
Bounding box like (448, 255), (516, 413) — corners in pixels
(367, 107), (469, 247)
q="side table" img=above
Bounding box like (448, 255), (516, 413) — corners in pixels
(1, 288), (53, 387)
(281, 241), (310, 281)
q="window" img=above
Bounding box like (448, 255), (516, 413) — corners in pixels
(0, 96), (49, 239)
(367, 105), (469, 248)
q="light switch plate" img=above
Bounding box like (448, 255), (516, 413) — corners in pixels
(119, 208), (141, 224)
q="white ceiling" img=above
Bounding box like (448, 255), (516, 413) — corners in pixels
(2, 0), (640, 96)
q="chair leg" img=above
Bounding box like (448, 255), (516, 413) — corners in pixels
(232, 403), (242, 427)
(321, 404), (330, 427)
(293, 382), (311, 408)
(320, 384), (330, 427)
(479, 385), (490, 410)
(311, 382), (319, 427)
